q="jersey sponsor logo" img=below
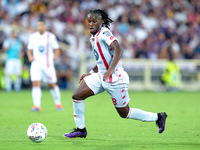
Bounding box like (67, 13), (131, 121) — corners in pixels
(38, 46), (45, 52)
(48, 76), (52, 81)
(110, 36), (114, 40)
(103, 31), (111, 37)
(93, 49), (99, 61)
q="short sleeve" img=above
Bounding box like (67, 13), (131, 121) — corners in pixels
(3, 39), (10, 49)
(101, 30), (117, 46)
(52, 35), (59, 49)
(27, 35), (33, 50)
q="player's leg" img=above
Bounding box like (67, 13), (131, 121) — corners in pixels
(47, 66), (62, 111)
(4, 60), (12, 92)
(115, 104), (167, 134)
(64, 80), (94, 138)
(30, 62), (42, 111)
(64, 73), (104, 138)
(14, 59), (22, 92)
(115, 104), (158, 121)
(31, 81), (42, 111)
(49, 83), (63, 111)
(113, 88), (167, 133)
(106, 70), (167, 134)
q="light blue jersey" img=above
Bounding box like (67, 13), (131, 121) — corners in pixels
(4, 38), (22, 60)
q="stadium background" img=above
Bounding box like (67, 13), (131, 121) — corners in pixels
(0, 0), (200, 91)
(0, 1), (200, 150)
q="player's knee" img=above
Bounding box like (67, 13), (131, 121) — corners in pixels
(116, 106), (129, 118)
(32, 81), (40, 87)
(49, 83), (56, 89)
(119, 113), (127, 118)
(72, 92), (83, 100)
(117, 110), (128, 118)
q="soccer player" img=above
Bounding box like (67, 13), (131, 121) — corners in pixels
(64, 9), (167, 138)
(3, 31), (23, 92)
(27, 19), (63, 111)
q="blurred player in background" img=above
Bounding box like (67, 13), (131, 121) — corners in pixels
(64, 9), (167, 138)
(27, 19), (63, 111)
(161, 46), (180, 91)
(3, 31), (23, 92)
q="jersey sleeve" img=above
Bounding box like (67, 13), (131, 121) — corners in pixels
(101, 29), (117, 46)
(27, 35), (33, 50)
(52, 35), (59, 49)
(3, 39), (10, 49)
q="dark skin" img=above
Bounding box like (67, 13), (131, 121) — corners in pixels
(72, 13), (129, 118)
(27, 21), (60, 89)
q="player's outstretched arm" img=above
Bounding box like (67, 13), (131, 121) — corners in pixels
(53, 48), (60, 61)
(103, 40), (123, 81)
(27, 50), (34, 62)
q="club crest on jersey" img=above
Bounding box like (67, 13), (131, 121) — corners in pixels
(103, 31), (111, 37)
(38, 46), (45, 52)
(93, 49), (99, 61)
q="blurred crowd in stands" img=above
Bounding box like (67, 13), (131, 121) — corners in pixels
(1, 0), (200, 88)
(1, 0), (200, 59)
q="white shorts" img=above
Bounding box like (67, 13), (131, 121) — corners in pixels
(30, 61), (57, 84)
(4, 59), (22, 76)
(84, 71), (130, 108)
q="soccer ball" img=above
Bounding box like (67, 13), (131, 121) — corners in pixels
(27, 122), (47, 143)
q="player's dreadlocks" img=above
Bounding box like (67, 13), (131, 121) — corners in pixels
(88, 9), (113, 29)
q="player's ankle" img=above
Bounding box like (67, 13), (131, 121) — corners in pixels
(157, 113), (161, 121)
(77, 127), (86, 132)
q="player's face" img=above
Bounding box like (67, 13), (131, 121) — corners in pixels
(11, 31), (17, 38)
(37, 21), (46, 34)
(87, 13), (103, 35)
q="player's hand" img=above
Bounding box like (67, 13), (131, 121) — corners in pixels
(79, 73), (91, 84)
(53, 55), (58, 61)
(28, 56), (34, 62)
(103, 69), (113, 82)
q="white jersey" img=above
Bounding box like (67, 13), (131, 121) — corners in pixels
(90, 27), (123, 82)
(27, 31), (59, 67)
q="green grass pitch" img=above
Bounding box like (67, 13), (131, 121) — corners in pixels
(0, 90), (200, 150)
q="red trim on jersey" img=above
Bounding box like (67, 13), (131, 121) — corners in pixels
(46, 34), (49, 68)
(97, 30), (101, 36)
(96, 39), (109, 69)
(96, 31), (112, 82)
(109, 39), (117, 46)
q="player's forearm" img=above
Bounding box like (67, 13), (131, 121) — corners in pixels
(54, 49), (60, 60)
(19, 51), (24, 58)
(109, 50), (122, 71)
(108, 41), (123, 72)
(2, 48), (8, 52)
(27, 50), (34, 62)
